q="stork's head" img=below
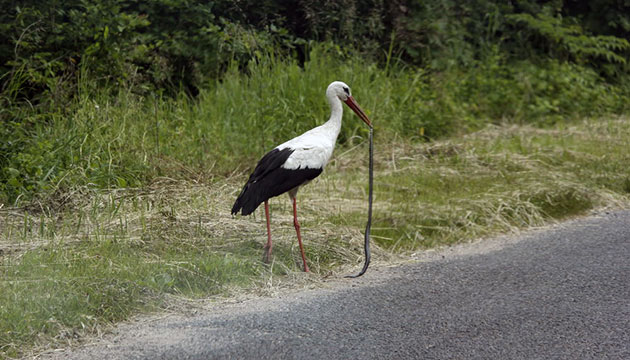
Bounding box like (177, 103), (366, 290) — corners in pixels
(327, 81), (372, 128)
(327, 81), (352, 101)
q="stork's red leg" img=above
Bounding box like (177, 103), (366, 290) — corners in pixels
(292, 196), (310, 272)
(263, 200), (273, 263)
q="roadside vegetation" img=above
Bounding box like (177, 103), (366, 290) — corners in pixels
(1, 0), (630, 357)
(2, 117), (629, 357)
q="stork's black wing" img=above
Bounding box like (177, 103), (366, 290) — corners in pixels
(231, 148), (322, 215)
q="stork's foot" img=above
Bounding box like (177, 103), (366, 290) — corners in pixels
(262, 245), (273, 264)
(301, 256), (310, 272)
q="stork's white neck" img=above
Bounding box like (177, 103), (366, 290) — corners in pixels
(275, 90), (344, 170)
(324, 93), (343, 140)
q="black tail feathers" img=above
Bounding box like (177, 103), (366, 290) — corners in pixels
(231, 183), (263, 216)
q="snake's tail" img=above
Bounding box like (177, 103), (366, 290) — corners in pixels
(346, 127), (373, 279)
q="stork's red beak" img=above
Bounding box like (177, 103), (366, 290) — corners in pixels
(344, 96), (372, 128)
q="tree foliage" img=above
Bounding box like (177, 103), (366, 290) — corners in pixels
(507, 13), (629, 70)
(1, 0), (629, 104)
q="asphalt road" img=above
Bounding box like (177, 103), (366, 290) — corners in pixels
(48, 211), (630, 359)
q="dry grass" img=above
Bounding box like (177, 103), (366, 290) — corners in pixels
(2, 117), (630, 358)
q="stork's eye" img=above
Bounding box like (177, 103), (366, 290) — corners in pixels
(343, 87), (350, 95)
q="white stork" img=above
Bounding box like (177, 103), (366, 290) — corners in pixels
(231, 81), (372, 272)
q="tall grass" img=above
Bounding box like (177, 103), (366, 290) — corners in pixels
(1, 44), (628, 206)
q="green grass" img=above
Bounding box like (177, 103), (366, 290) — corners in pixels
(2, 45), (628, 205)
(0, 184), (290, 358)
(3, 116), (629, 358)
(360, 120), (630, 250)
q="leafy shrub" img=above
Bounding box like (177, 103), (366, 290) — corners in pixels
(507, 12), (630, 76)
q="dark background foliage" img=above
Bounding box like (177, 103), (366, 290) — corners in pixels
(1, 0), (629, 204)
(3, 0), (628, 102)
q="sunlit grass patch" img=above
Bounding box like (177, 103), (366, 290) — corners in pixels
(320, 117), (630, 252)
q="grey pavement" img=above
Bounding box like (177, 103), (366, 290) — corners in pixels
(47, 211), (630, 359)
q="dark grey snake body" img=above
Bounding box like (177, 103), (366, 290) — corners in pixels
(346, 127), (373, 278)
